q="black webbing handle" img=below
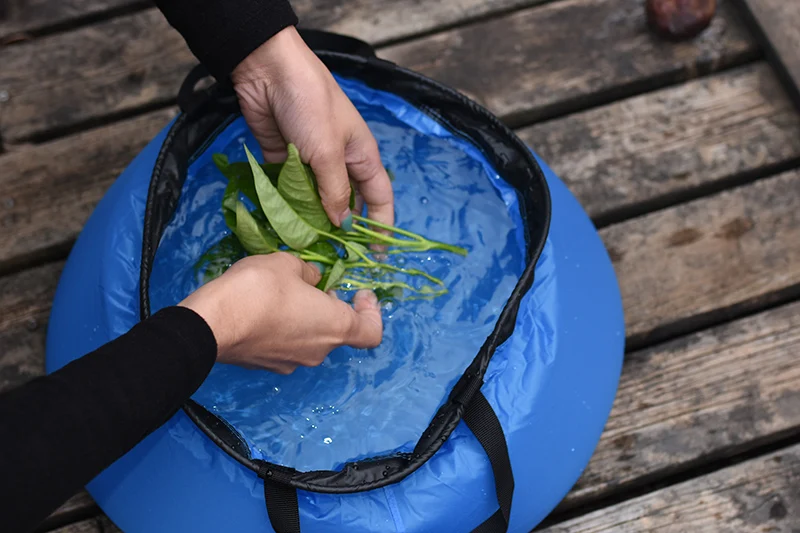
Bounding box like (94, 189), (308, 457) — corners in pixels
(464, 391), (515, 533)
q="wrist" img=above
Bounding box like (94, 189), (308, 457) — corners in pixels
(231, 25), (304, 86)
(178, 286), (236, 362)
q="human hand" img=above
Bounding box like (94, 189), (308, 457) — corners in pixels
(231, 26), (394, 229)
(179, 253), (383, 374)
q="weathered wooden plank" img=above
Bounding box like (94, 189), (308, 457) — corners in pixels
(544, 444), (800, 532)
(519, 62), (800, 221)
(4, 171), (800, 525)
(381, 0), (756, 124)
(0, 0), (137, 42)
(0, 108), (177, 276)
(736, 0), (800, 109)
(0, 0), (756, 142)
(293, 0), (551, 45)
(609, 170), (800, 346)
(4, 64), (797, 277)
(562, 300), (800, 509)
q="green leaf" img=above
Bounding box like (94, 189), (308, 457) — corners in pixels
(386, 168), (396, 182)
(349, 184), (356, 210)
(221, 178), (239, 230)
(323, 259), (346, 292)
(246, 144), (320, 251)
(306, 241), (340, 262)
(277, 144), (332, 232)
(344, 241), (369, 262)
(194, 234), (245, 283)
(214, 152), (282, 206)
(231, 200), (279, 255)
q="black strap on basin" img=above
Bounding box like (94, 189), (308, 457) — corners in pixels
(261, 390), (514, 533)
(463, 391), (514, 533)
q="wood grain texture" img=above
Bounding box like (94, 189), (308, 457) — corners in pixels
(0, 108), (177, 275)
(562, 300), (800, 508)
(4, 65), (797, 276)
(544, 444), (800, 532)
(736, 0), (800, 109)
(381, 0), (755, 124)
(0, 0), (137, 42)
(293, 0), (551, 45)
(519, 62), (800, 221)
(3, 172), (800, 524)
(0, 0), (756, 142)
(608, 170), (800, 346)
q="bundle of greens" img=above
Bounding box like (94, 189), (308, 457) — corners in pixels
(195, 144), (467, 300)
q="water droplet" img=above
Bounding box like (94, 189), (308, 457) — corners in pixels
(420, 196), (429, 205)
(323, 437), (332, 445)
(0, 90), (9, 102)
(272, 386), (281, 394)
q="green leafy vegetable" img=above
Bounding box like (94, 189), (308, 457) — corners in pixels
(322, 259), (346, 292)
(246, 145), (320, 251)
(277, 144), (332, 232)
(231, 200), (279, 255)
(198, 142), (468, 301)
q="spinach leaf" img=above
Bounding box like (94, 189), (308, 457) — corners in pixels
(231, 200), (279, 255)
(323, 259), (346, 292)
(246, 145), (320, 250)
(277, 144), (332, 232)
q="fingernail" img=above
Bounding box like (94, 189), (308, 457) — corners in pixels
(355, 289), (379, 308)
(309, 261), (325, 274)
(340, 211), (353, 232)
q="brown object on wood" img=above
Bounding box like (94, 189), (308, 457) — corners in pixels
(646, 0), (717, 40)
(543, 444), (800, 532)
(736, 0), (800, 110)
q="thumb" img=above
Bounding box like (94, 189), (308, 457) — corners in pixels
(345, 290), (383, 349)
(310, 146), (352, 227)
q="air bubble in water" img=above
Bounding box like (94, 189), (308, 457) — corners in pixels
(420, 196), (429, 205)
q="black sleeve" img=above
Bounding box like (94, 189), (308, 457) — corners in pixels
(153, 0), (299, 80)
(0, 306), (218, 533)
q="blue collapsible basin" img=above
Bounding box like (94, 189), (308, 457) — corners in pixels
(46, 31), (624, 533)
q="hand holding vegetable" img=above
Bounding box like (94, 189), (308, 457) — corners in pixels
(232, 26), (394, 229)
(180, 252), (383, 374)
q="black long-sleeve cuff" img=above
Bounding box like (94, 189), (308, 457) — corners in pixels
(154, 0), (299, 80)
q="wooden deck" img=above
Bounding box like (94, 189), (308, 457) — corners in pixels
(1, 0), (799, 531)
